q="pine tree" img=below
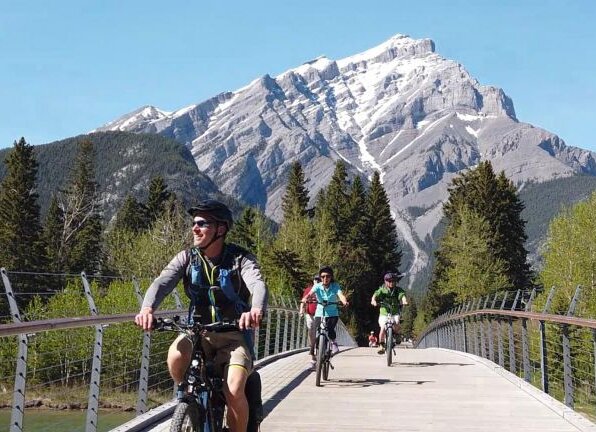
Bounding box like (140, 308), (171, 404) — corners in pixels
(340, 176), (375, 344)
(58, 139), (103, 273)
(281, 161), (310, 221)
(438, 206), (511, 302)
(443, 161), (531, 289)
(113, 195), (145, 233)
(367, 171), (402, 278)
(322, 161), (351, 242)
(145, 176), (172, 226)
(0, 137), (45, 271)
(42, 196), (64, 272)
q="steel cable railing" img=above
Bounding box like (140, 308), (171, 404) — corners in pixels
(416, 286), (596, 420)
(0, 268), (356, 432)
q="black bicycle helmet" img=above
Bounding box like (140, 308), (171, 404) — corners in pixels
(187, 199), (234, 230)
(318, 266), (334, 277)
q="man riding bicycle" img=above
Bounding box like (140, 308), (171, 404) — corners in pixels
(134, 199), (268, 432)
(370, 272), (407, 354)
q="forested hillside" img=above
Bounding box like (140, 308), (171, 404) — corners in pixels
(520, 175), (596, 266)
(0, 132), (220, 222)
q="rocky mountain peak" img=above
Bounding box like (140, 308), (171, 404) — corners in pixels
(94, 34), (596, 283)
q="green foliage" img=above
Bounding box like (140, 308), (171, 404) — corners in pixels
(106, 200), (190, 278)
(113, 195), (146, 233)
(438, 206), (511, 302)
(423, 162), (532, 323)
(539, 190), (596, 316)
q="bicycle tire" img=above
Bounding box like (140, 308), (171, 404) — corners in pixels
(386, 326), (393, 366)
(322, 354), (330, 380)
(315, 335), (326, 387)
(170, 400), (203, 432)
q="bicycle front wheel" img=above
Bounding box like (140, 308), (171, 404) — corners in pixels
(322, 354), (330, 380)
(386, 326), (393, 366)
(315, 335), (326, 387)
(170, 400), (203, 432)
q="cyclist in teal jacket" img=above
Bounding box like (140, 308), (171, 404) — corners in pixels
(301, 266), (349, 354)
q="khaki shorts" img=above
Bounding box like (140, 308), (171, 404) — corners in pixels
(174, 330), (253, 377)
(378, 314), (400, 329)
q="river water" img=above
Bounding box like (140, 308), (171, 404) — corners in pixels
(0, 409), (135, 431)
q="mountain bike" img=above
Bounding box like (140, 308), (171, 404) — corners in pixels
(314, 301), (339, 387)
(379, 302), (402, 367)
(154, 316), (262, 432)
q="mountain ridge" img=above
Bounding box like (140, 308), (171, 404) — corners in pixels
(93, 34), (596, 283)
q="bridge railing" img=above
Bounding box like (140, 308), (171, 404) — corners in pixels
(415, 286), (596, 420)
(0, 268), (355, 432)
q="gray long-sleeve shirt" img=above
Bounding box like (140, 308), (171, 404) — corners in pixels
(142, 246), (268, 312)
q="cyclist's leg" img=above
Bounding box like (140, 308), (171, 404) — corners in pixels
(167, 333), (193, 383)
(377, 315), (387, 353)
(306, 314), (316, 357)
(326, 316), (339, 353)
(209, 331), (252, 432)
(326, 316), (339, 341)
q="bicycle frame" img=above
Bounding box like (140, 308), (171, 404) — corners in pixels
(155, 317), (235, 432)
(314, 301), (339, 386)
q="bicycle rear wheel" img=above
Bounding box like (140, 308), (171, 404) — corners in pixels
(170, 400), (203, 432)
(386, 326), (393, 366)
(315, 335), (326, 387)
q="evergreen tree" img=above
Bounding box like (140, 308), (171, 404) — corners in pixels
(281, 161), (310, 221)
(438, 206), (511, 302)
(42, 196), (64, 272)
(322, 161), (351, 242)
(367, 171), (402, 278)
(113, 195), (146, 233)
(58, 139), (103, 273)
(443, 161), (531, 289)
(230, 206), (258, 251)
(339, 176), (375, 344)
(0, 137), (45, 271)
(145, 176), (172, 226)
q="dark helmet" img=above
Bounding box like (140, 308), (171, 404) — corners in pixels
(319, 266), (334, 277)
(187, 199), (234, 230)
(384, 272), (401, 282)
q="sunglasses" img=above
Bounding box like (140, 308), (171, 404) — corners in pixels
(192, 220), (213, 228)
(320, 274), (331, 279)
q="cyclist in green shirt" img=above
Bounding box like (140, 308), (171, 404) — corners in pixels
(371, 272), (408, 354)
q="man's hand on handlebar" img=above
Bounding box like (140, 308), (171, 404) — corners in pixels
(239, 307), (263, 330)
(135, 306), (154, 331)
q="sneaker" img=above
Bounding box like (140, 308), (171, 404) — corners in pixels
(331, 342), (339, 354)
(309, 358), (316, 369)
(377, 347), (385, 355)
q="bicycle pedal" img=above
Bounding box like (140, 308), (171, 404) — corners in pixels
(329, 362), (335, 370)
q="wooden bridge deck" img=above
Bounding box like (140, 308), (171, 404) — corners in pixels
(137, 346), (596, 431)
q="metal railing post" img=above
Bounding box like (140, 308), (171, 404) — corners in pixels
(263, 309), (272, 358)
(497, 292), (508, 368)
(540, 286), (556, 394)
(2, 268), (28, 432)
(508, 290), (520, 374)
(274, 310), (281, 355)
(562, 285), (581, 408)
(521, 288), (535, 383)
(81, 272), (102, 432)
(282, 310), (289, 352)
(132, 276), (151, 415)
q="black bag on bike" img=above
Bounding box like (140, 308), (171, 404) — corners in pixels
(246, 370), (263, 432)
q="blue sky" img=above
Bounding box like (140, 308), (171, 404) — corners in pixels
(1, 0), (595, 151)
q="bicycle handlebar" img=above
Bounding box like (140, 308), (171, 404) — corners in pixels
(153, 316), (240, 334)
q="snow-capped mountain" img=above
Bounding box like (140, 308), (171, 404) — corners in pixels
(94, 34), (596, 281)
